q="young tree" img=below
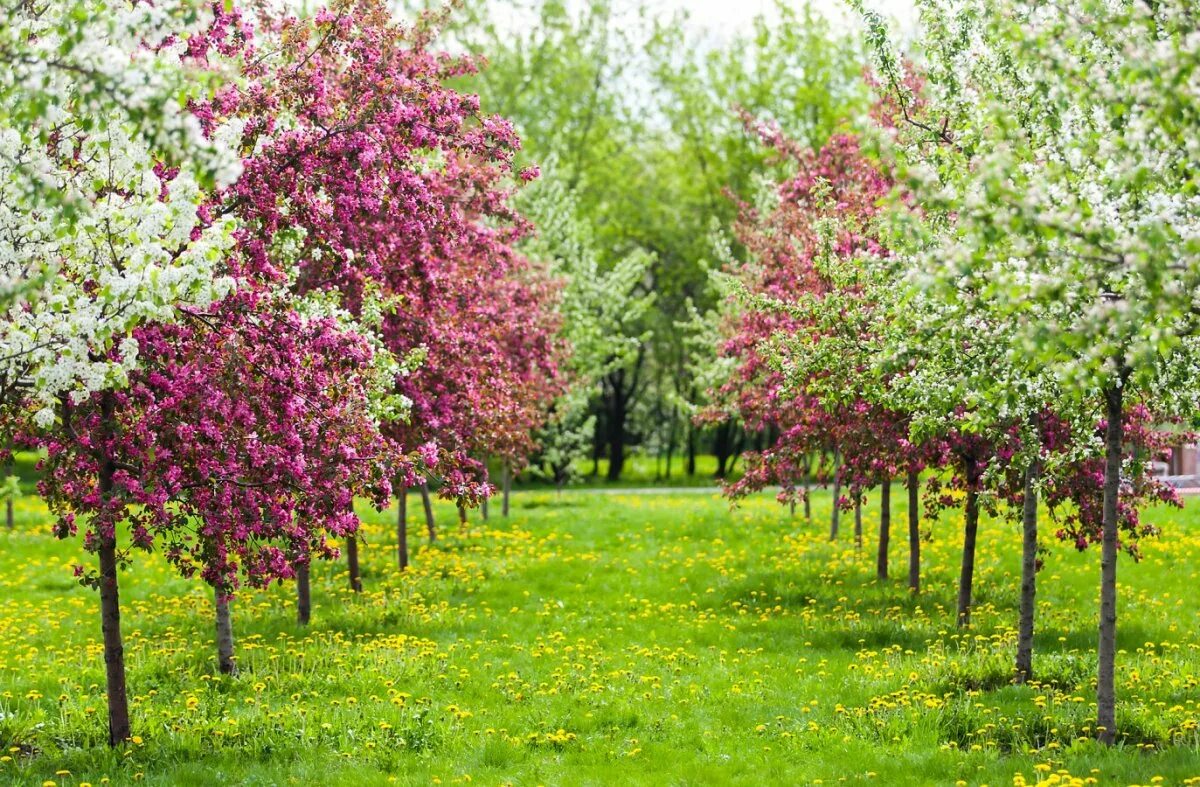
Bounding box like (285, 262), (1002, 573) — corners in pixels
(858, 0), (1200, 741)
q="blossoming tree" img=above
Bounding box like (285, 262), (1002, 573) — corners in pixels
(857, 0), (1200, 741)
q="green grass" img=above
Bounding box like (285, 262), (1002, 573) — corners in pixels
(513, 453), (742, 489)
(2, 488), (1199, 785)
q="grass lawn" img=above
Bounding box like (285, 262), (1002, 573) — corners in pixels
(1, 487), (1199, 785)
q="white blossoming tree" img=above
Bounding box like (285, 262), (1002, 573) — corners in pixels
(0, 0), (244, 427)
(857, 0), (1200, 743)
(518, 174), (655, 491)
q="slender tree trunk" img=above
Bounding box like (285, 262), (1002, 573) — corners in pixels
(4, 456), (12, 529)
(829, 451), (842, 541)
(686, 425), (697, 477)
(878, 479), (891, 580)
(1097, 383), (1123, 745)
(98, 533), (129, 746)
(457, 502), (468, 532)
(1016, 459), (1040, 684)
(957, 455), (981, 627)
(96, 394), (130, 747)
(420, 483), (436, 542)
(854, 497), (863, 550)
(802, 458), (812, 522)
(397, 487), (409, 571)
(215, 590), (236, 676)
(296, 563), (311, 625)
(907, 469), (920, 594)
(481, 492), (489, 521)
(346, 535), (362, 593)
(502, 465), (511, 517)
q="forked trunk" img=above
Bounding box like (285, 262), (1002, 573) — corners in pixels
(215, 591), (237, 676)
(877, 479), (891, 580)
(907, 469), (920, 594)
(956, 455), (981, 627)
(1016, 459), (1040, 684)
(1097, 383), (1123, 745)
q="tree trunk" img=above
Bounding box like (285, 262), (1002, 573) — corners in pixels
(1097, 383), (1123, 745)
(686, 425), (697, 476)
(829, 451), (842, 541)
(606, 376), (627, 481)
(215, 590), (236, 676)
(481, 492), (489, 521)
(1016, 459), (1039, 684)
(96, 393), (130, 747)
(907, 469), (920, 594)
(457, 502), (468, 532)
(802, 459), (812, 522)
(877, 479), (891, 580)
(714, 421), (733, 479)
(5, 496), (11, 529)
(397, 488), (409, 571)
(346, 535), (363, 593)
(854, 497), (863, 550)
(957, 455), (981, 627)
(502, 465), (511, 517)
(296, 563), (311, 625)
(420, 483), (436, 542)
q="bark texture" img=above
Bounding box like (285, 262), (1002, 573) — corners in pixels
(1016, 460), (1040, 684)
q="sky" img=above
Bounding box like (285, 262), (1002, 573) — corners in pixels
(645, 0), (917, 36)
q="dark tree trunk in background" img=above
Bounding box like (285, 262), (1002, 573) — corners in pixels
(346, 535), (363, 593)
(296, 563), (311, 625)
(215, 591), (237, 676)
(502, 465), (512, 517)
(853, 496), (863, 550)
(1097, 382), (1124, 745)
(713, 421), (735, 479)
(907, 469), (921, 594)
(602, 354), (643, 482)
(420, 483), (436, 542)
(96, 393), (130, 746)
(877, 479), (891, 580)
(829, 450), (841, 541)
(1016, 459), (1040, 684)
(607, 384), (627, 481)
(957, 455), (981, 627)
(397, 488), (409, 571)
